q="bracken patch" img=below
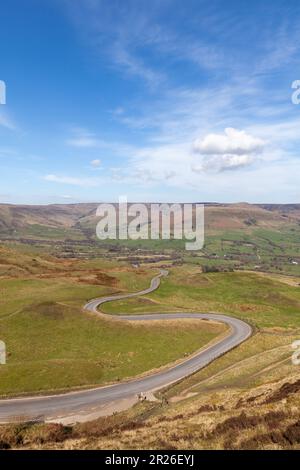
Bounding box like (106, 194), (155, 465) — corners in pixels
(211, 410), (286, 437)
(265, 379), (300, 404)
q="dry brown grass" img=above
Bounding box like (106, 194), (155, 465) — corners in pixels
(2, 328), (300, 450)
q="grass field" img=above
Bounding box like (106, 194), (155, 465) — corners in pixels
(102, 265), (300, 329)
(1, 240), (300, 449)
(0, 247), (226, 396)
(2, 203), (300, 275)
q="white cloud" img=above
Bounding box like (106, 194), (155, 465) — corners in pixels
(66, 127), (109, 148)
(112, 107), (125, 116)
(256, 21), (300, 74)
(194, 128), (266, 156)
(193, 154), (255, 173)
(113, 127), (268, 185)
(64, 0), (222, 89)
(67, 136), (99, 148)
(44, 174), (101, 187)
(191, 128), (267, 172)
(112, 44), (165, 88)
(65, 128), (135, 156)
(90, 159), (101, 168)
(66, 129), (100, 148)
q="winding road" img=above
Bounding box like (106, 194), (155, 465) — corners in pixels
(0, 270), (252, 422)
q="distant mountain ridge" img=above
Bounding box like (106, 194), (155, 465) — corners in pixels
(0, 202), (300, 237)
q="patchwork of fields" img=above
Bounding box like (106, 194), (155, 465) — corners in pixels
(0, 246), (225, 396)
(0, 202), (300, 449)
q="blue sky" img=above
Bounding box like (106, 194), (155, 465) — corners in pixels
(1, 0), (300, 204)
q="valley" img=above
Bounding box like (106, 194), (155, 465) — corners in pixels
(0, 202), (300, 449)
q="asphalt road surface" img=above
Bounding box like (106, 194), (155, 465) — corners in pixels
(0, 270), (252, 422)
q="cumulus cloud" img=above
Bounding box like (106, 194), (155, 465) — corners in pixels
(194, 128), (266, 155)
(193, 128), (266, 172)
(192, 154), (255, 173)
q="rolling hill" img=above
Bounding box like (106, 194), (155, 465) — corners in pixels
(0, 202), (300, 234)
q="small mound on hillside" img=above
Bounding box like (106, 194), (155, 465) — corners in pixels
(23, 302), (66, 319)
